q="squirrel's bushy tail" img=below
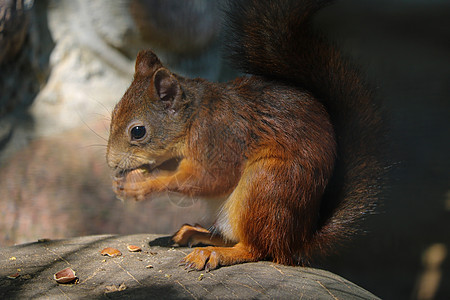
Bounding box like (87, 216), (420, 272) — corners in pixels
(225, 0), (383, 257)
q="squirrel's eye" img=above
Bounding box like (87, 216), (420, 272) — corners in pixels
(130, 126), (147, 141)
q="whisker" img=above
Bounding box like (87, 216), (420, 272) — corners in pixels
(94, 99), (114, 116)
(78, 118), (108, 143)
(103, 120), (110, 135)
(79, 144), (108, 149)
(89, 112), (111, 121)
(112, 151), (156, 168)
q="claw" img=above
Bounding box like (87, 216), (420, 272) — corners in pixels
(187, 263), (197, 272)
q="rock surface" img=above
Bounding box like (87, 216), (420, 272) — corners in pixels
(0, 234), (379, 299)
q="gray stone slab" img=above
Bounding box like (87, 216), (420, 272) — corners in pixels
(0, 234), (379, 299)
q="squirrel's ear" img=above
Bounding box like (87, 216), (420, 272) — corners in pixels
(153, 68), (183, 110)
(135, 50), (163, 77)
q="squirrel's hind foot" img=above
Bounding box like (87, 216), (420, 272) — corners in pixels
(172, 224), (233, 248)
(180, 243), (259, 272)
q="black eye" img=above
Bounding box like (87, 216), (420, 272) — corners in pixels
(130, 126), (147, 141)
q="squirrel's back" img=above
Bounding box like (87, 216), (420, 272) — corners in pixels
(225, 0), (383, 256)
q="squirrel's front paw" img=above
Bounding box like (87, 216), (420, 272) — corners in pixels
(112, 178), (154, 202)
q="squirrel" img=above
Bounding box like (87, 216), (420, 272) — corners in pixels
(106, 0), (383, 271)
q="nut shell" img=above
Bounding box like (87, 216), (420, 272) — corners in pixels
(100, 247), (122, 257)
(54, 267), (77, 284)
(127, 245), (142, 252)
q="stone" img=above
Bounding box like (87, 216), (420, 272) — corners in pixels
(0, 234), (380, 299)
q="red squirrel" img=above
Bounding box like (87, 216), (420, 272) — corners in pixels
(106, 0), (383, 271)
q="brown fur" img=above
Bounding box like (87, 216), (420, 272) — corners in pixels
(107, 0), (382, 270)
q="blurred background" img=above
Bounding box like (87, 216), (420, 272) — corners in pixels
(0, 0), (449, 299)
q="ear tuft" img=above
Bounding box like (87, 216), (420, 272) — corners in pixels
(153, 68), (181, 106)
(135, 50), (163, 77)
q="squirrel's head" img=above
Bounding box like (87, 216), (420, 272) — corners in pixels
(106, 50), (189, 178)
